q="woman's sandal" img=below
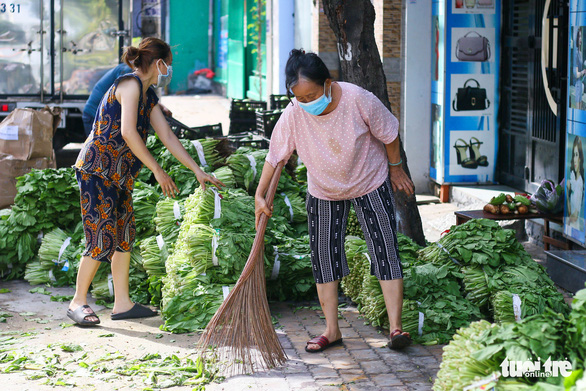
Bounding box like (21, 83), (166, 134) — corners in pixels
(111, 303), (158, 320)
(67, 305), (100, 326)
(388, 329), (411, 350)
(305, 336), (343, 353)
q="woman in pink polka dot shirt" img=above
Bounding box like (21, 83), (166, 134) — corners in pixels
(255, 49), (414, 352)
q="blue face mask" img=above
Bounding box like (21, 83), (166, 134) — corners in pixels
(296, 84), (332, 116)
(156, 59), (172, 88)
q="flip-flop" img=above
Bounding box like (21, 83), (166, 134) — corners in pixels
(305, 336), (343, 353)
(111, 303), (158, 320)
(388, 329), (412, 350)
(67, 305), (100, 326)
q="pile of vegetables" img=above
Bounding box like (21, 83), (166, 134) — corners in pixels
(0, 168), (80, 279)
(342, 218), (570, 345)
(483, 193), (534, 215)
(434, 285), (586, 390)
(26, 223), (84, 287)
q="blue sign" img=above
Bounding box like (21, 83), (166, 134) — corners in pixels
(431, 0), (500, 184)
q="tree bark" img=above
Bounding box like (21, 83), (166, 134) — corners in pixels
(322, 0), (426, 246)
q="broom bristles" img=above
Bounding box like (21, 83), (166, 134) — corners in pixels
(196, 162), (287, 376)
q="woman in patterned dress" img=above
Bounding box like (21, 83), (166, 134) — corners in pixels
(68, 38), (223, 325)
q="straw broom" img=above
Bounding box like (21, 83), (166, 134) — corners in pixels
(197, 161), (287, 376)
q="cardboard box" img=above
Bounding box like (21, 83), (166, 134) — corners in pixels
(0, 107), (60, 160)
(0, 154), (56, 209)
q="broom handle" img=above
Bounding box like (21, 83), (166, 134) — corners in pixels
(240, 161), (285, 278)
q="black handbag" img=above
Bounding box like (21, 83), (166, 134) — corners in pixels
(455, 31), (491, 62)
(452, 79), (491, 111)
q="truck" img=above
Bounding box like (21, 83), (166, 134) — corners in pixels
(0, 0), (133, 149)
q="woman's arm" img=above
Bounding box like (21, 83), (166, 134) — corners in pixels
(385, 138), (414, 196)
(254, 162), (276, 229)
(117, 79), (178, 198)
(150, 104), (224, 191)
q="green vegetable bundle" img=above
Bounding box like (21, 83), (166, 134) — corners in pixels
(341, 236), (370, 304)
(433, 320), (497, 391)
(273, 190), (306, 223)
(212, 166), (236, 189)
(161, 272), (230, 333)
(24, 259), (51, 286)
(169, 224), (216, 276)
(153, 197), (185, 248)
(91, 273), (114, 300)
(266, 236), (315, 301)
(167, 165), (200, 198)
(438, 310), (570, 390)
(358, 274), (389, 329)
(402, 291), (483, 345)
(226, 147), (267, 192)
(139, 236), (168, 307)
(140, 236), (168, 277)
(128, 248), (150, 305)
(158, 138), (223, 171)
(35, 224), (84, 287)
(345, 207), (363, 239)
(132, 181), (161, 238)
(567, 286), (586, 368)
(462, 266), (494, 308)
(1, 168), (80, 276)
(183, 187), (218, 226)
(0, 209), (35, 280)
(295, 162), (307, 184)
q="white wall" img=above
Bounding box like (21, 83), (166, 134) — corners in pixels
(270, 0), (295, 94)
(403, 1), (432, 194)
(295, 0), (313, 51)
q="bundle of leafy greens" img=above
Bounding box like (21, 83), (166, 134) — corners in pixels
(341, 236), (370, 305)
(161, 272), (230, 333)
(1, 168), (80, 275)
(226, 147), (267, 192)
(153, 197), (184, 248)
(0, 209), (35, 280)
(567, 286), (586, 369)
(432, 320), (497, 391)
(273, 190), (307, 224)
(295, 162), (307, 184)
(417, 219), (569, 323)
(265, 236), (315, 301)
(128, 247), (150, 305)
(157, 138), (223, 171)
(212, 166), (236, 189)
(345, 207), (363, 239)
(139, 236), (168, 307)
(24, 259), (52, 285)
(35, 223), (84, 287)
(132, 181), (161, 238)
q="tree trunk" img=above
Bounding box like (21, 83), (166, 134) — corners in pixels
(322, 0), (426, 246)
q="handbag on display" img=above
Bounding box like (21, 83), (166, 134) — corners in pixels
(452, 79), (491, 111)
(456, 31), (491, 61)
(476, 0), (494, 7)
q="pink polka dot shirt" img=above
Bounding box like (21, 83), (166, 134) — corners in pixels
(265, 82), (399, 201)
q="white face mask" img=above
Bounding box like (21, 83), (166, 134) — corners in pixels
(156, 59), (172, 88)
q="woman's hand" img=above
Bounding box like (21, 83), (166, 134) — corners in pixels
(154, 168), (179, 198)
(255, 195), (273, 230)
(196, 170), (225, 191)
(389, 165), (415, 196)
